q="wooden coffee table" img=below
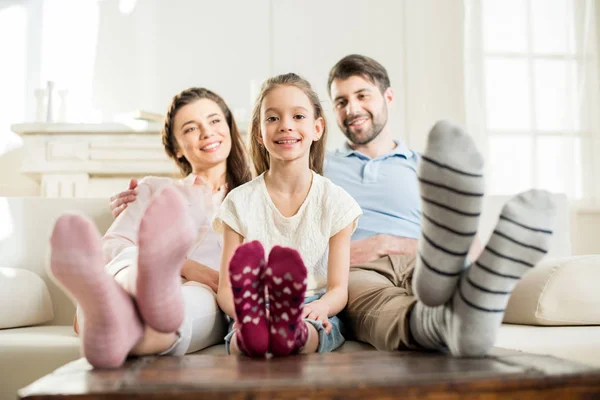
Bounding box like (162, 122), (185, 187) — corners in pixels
(18, 348), (600, 399)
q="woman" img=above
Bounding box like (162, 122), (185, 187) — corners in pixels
(50, 87), (252, 368)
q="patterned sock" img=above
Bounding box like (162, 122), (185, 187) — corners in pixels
(50, 214), (143, 369)
(410, 190), (556, 356)
(413, 120), (485, 306)
(229, 241), (268, 357)
(266, 246), (309, 356)
(136, 187), (195, 333)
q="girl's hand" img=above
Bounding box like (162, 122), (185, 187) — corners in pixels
(302, 300), (333, 334)
(181, 259), (219, 292)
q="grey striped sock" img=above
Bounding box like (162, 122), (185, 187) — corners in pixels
(413, 121), (485, 306)
(410, 190), (556, 356)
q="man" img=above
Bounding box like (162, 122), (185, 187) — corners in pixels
(324, 55), (555, 355)
(111, 55), (556, 356)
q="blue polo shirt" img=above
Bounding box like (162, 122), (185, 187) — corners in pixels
(324, 141), (421, 241)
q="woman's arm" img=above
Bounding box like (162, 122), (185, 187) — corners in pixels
(216, 224), (244, 318)
(181, 259), (220, 292)
(309, 223), (354, 318)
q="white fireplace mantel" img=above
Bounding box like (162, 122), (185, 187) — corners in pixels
(12, 122), (180, 198)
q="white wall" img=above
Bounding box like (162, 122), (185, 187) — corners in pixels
(0, 0), (40, 197)
(0, 0), (469, 196)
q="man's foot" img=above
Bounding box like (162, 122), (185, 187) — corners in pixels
(266, 246), (309, 356)
(136, 187), (195, 333)
(413, 121), (485, 306)
(410, 190), (556, 356)
(229, 241), (268, 357)
(50, 214), (143, 368)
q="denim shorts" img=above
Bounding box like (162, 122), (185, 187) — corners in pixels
(224, 293), (345, 354)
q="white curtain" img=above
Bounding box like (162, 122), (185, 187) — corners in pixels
(463, 0), (599, 205)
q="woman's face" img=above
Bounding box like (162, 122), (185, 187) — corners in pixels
(172, 98), (232, 173)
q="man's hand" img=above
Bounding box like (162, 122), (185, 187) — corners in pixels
(181, 259), (219, 292)
(302, 300), (332, 333)
(350, 234), (418, 265)
(110, 178), (139, 218)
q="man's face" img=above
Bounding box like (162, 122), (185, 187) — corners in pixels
(330, 75), (391, 145)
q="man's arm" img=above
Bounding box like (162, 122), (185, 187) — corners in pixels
(351, 233), (483, 266)
(350, 234), (418, 265)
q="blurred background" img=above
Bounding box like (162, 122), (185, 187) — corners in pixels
(0, 0), (598, 252)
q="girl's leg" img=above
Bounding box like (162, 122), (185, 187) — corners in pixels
(265, 246), (309, 356)
(228, 241), (269, 357)
(299, 323), (319, 353)
(50, 215), (143, 369)
(302, 315), (346, 353)
(228, 325), (243, 356)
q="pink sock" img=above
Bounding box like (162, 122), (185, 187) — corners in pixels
(229, 241), (268, 357)
(136, 187), (194, 333)
(50, 214), (143, 369)
(266, 246), (308, 356)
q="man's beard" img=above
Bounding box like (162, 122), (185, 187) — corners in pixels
(341, 104), (388, 145)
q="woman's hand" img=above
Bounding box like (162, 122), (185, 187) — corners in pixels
(302, 300), (332, 334)
(181, 259), (219, 292)
(110, 178), (139, 218)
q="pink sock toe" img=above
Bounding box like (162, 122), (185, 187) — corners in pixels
(50, 214), (143, 369)
(136, 186), (195, 333)
(229, 241), (268, 357)
(266, 246), (308, 356)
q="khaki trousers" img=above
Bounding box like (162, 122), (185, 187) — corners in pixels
(342, 254), (420, 351)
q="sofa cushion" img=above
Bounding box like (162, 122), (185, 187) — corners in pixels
(0, 267), (54, 329)
(0, 325), (81, 400)
(496, 324), (600, 367)
(503, 255), (600, 326)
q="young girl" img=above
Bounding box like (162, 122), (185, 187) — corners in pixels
(213, 73), (362, 357)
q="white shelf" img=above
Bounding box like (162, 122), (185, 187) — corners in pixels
(12, 122), (162, 135)
(11, 122), (177, 198)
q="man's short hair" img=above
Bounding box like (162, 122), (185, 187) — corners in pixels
(327, 54), (391, 96)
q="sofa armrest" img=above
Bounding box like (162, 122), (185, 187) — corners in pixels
(0, 267), (54, 329)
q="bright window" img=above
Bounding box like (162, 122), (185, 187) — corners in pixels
(476, 0), (598, 200)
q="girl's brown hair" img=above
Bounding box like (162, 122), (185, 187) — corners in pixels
(249, 73), (327, 176)
(162, 87), (252, 193)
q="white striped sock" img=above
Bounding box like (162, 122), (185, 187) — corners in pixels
(413, 121), (485, 306)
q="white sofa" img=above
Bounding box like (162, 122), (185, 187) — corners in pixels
(1, 195), (599, 400)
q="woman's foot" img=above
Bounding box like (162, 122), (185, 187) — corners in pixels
(50, 214), (143, 368)
(136, 187), (195, 333)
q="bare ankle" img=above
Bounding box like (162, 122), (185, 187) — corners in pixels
(130, 327), (179, 356)
(300, 322), (319, 353)
(229, 334), (242, 356)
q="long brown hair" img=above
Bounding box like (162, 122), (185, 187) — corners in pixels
(249, 73), (327, 176)
(162, 87), (252, 193)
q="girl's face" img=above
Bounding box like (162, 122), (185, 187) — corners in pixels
(172, 99), (232, 173)
(259, 85), (324, 167)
